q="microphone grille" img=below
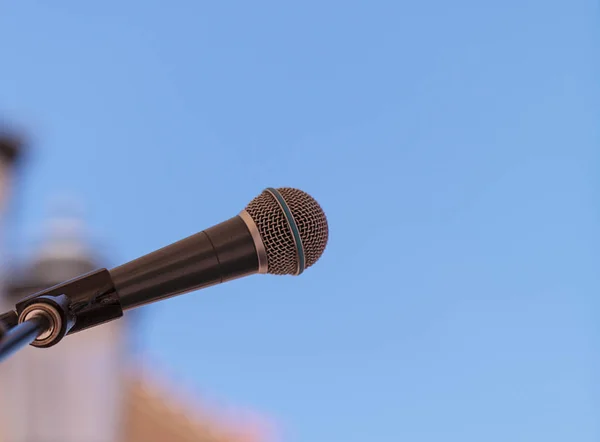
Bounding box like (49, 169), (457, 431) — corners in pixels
(244, 187), (329, 275)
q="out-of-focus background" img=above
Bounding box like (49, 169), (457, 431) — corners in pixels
(0, 1), (598, 442)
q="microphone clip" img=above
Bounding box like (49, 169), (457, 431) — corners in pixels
(0, 268), (123, 361)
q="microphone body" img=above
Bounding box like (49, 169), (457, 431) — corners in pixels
(111, 216), (260, 311)
(2, 187), (328, 352)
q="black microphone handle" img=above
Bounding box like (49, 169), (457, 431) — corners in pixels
(110, 215), (261, 311)
(5, 215), (262, 352)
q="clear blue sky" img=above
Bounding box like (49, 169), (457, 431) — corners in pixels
(1, 1), (598, 441)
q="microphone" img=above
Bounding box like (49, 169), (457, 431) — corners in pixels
(110, 186), (329, 310)
(0, 187), (328, 354)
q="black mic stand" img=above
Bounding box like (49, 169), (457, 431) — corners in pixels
(0, 311), (51, 363)
(0, 268), (123, 362)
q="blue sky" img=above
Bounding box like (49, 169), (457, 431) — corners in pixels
(1, 1), (598, 441)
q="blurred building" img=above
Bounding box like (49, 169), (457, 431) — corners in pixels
(0, 134), (267, 442)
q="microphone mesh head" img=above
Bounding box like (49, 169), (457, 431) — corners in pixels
(244, 187), (329, 275)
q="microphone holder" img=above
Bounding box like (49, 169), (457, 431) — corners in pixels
(0, 268), (123, 362)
